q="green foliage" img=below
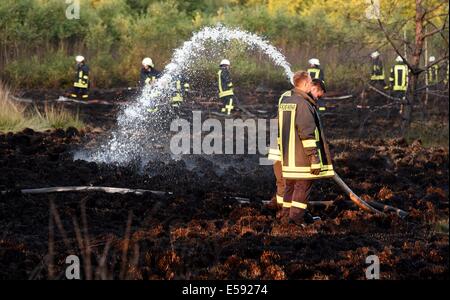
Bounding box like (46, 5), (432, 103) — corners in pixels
(0, 0), (448, 90)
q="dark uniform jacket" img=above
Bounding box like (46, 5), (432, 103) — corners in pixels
(307, 66), (324, 82)
(171, 76), (190, 105)
(278, 89), (334, 179)
(389, 63), (408, 92)
(371, 58), (385, 82)
(73, 64), (89, 89)
(140, 68), (161, 87)
(217, 67), (234, 98)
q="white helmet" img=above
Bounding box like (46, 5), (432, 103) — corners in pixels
(371, 51), (380, 59)
(395, 56), (404, 62)
(75, 55), (85, 63)
(308, 58), (320, 66)
(142, 57), (154, 68)
(220, 59), (231, 66)
(429, 56), (436, 62)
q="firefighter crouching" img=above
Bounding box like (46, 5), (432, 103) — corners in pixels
(70, 55), (89, 100)
(277, 71), (335, 227)
(218, 59), (235, 116)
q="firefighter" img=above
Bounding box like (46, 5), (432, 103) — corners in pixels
(307, 58), (326, 111)
(140, 57), (160, 88)
(307, 58), (324, 82)
(389, 56), (409, 99)
(278, 71), (335, 227)
(267, 78), (327, 213)
(389, 56), (409, 114)
(140, 57), (161, 113)
(70, 55), (89, 100)
(217, 59), (235, 116)
(171, 77), (190, 108)
(427, 56), (439, 86)
(370, 51), (387, 89)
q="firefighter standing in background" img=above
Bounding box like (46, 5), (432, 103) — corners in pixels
(278, 71), (335, 227)
(389, 56), (409, 114)
(70, 55), (89, 100)
(171, 77), (190, 109)
(370, 51), (387, 89)
(307, 58), (326, 111)
(267, 78), (328, 213)
(427, 56), (439, 87)
(217, 59), (235, 116)
(307, 58), (325, 82)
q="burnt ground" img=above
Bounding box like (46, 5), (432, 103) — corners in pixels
(0, 89), (448, 280)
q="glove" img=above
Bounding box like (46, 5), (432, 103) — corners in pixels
(309, 153), (321, 175)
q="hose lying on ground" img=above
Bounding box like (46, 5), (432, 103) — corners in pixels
(2, 183), (407, 218)
(333, 173), (386, 216)
(0, 186), (172, 196)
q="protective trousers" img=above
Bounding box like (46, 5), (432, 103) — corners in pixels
(282, 179), (313, 222)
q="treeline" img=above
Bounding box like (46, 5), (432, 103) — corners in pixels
(0, 0), (448, 90)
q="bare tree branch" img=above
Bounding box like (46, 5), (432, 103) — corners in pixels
(376, 17), (415, 70)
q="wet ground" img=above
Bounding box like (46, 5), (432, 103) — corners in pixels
(0, 90), (448, 279)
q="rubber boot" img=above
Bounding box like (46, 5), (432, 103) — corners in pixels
(289, 207), (306, 227)
(276, 208), (290, 225)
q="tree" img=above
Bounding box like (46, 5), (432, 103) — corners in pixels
(374, 0), (449, 134)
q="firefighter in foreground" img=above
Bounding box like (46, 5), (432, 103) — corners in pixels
(70, 55), (89, 100)
(370, 51), (387, 89)
(389, 56), (409, 114)
(277, 71), (335, 226)
(217, 59), (235, 115)
(267, 78), (328, 212)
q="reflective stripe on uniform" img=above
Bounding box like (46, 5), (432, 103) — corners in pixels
(371, 64), (385, 81)
(276, 195), (284, 205)
(292, 202), (307, 209)
(319, 107), (326, 111)
(74, 82), (88, 88)
(282, 169), (335, 179)
(218, 69), (234, 98)
(219, 89), (234, 98)
(301, 139), (317, 148)
(308, 68), (321, 79)
(393, 65), (408, 91)
(268, 147), (281, 161)
(283, 202), (292, 208)
(371, 74), (385, 80)
(225, 98), (234, 115)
